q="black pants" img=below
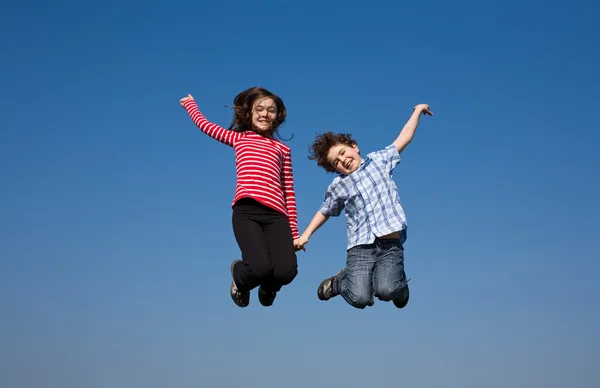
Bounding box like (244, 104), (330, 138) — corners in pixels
(231, 198), (298, 293)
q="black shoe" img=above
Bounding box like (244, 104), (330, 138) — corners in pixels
(392, 283), (410, 309)
(258, 286), (277, 307)
(230, 260), (250, 307)
(317, 274), (338, 301)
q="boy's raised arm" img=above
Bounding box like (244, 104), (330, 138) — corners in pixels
(392, 104), (433, 153)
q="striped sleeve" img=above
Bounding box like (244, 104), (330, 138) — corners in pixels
(281, 149), (300, 239)
(183, 100), (241, 146)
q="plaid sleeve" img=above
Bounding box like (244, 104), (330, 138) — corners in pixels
(318, 180), (345, 217)
(370, 144), (401, 171)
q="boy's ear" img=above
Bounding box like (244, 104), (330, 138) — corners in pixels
(351, 142), (360, 153)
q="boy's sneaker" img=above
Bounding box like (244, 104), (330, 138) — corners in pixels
(392, 283), (410, 309)
(258, 286), (277, 307)
(317, 273), (339, 301)
(230, 260), (250, 307)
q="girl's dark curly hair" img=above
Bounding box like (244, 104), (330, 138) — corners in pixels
(308, 132), (357, 173)
(227, 86), (291, 141)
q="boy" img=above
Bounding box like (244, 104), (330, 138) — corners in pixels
(295, 104), (433, 309)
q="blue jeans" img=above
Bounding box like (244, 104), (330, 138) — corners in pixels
(335, 230), (408, 309)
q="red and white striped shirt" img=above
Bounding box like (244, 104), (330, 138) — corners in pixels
(184, 100), (299, 239)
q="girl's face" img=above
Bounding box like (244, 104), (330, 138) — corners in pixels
(326, 143), (361, 175)
(252, 97), (277, 133)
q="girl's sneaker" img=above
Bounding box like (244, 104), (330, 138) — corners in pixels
(230, 260), (250, 307)
(258, 286), (277, 307)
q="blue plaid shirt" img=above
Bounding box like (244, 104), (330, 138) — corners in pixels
(319, 144), (407, 250)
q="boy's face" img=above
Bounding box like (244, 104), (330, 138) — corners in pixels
(327, 143), (361, 175)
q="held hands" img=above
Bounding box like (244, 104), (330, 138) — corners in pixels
(293, 235), (309, 252)
(413, 104), (433, 116)
(180, 94), (194, 107)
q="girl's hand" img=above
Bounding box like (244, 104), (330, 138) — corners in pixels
(180, 94), (194, 107)
(413, 104), (433, 116)
(294, 236), (308, 252)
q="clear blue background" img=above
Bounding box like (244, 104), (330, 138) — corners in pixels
(2, 1), (599, 387)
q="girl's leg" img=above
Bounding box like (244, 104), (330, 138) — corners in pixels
(261, 212), (298, 292)
(254, 207), (297, 306)
(231, 200), (273, 294)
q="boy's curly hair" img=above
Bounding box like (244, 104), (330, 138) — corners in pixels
(308, 132), (357, 173)
(227, 86), (291, 141)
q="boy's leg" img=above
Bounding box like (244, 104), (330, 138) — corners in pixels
(231, 201), (273, 306)
(318, 244), (377, 309)
(372, 230), (409, 308)
(259, 211), (298, 306)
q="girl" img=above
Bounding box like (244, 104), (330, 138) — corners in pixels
(180, 87), (301, 308)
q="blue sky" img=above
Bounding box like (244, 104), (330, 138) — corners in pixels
(1, 1), (599, 387)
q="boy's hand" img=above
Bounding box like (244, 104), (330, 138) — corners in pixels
(414, 104), (433, 116)
(180, 94), (194, 107)
(294, 236), (309, 252)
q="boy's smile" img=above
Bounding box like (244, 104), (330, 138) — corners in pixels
(327, 143), (361, 175)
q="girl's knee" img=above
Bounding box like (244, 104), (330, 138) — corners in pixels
(249, 262), (273, 279)
(274, 264), (298, 286)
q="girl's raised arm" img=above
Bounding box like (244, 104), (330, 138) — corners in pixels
(180, 94), (241, 147)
